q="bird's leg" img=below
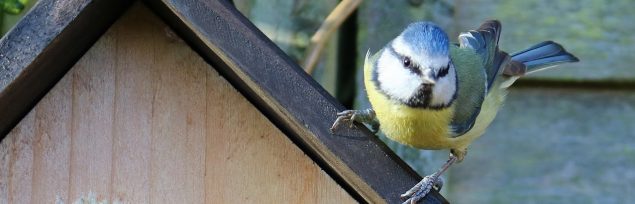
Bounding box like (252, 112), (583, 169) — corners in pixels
(401, 154), (458, 204)
(330, 109), (380, 133)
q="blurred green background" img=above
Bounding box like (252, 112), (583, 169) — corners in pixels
(0, 0), (33, 35)
(3, 0), (633, 203)
(233, 0), (635, 203)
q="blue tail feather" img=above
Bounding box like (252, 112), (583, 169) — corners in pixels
(511, 41), (579, 74)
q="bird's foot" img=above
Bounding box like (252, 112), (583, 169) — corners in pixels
(330, 109), (379, 133)
(400, 175), (443, 204)
(401, 154), (458, 203)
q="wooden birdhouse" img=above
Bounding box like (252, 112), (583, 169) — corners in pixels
(0, 1), (447, 203)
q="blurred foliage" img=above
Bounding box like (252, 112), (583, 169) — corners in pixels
(234, 0), (336, 63)
(1, 0), (34, 37)
(2, 0), (28, 14)
(234, 0), (341, 94)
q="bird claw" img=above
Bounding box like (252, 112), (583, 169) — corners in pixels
(401, 175), (442, 204)
(330, 110), (357, 132)
(330, 109), (379, 133)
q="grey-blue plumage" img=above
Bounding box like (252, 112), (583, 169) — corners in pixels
(510, 41), (580, 74)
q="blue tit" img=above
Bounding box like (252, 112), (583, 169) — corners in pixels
(331, 20), (579, 203)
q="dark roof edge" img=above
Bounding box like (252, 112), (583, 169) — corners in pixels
(0, 0), (134, 136)
(144, 0), (447, 203)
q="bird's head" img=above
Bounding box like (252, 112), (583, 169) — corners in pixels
(372, 22), (457, 109)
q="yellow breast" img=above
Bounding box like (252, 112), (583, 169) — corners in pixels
(364, 57), (456, 149)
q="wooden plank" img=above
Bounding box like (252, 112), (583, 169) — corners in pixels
(0, 129), (8, 204)
(110, 5), (155, 203)
(1, 4), (355, 203)
(0, 127), (7, 204)
(145, 0), (448, 203)
(148, 9), (207, 203)
(67, 18), (117, 201)
(4, 111), (35, 204)
(0, 0), (133, 136)
(31, 70), (73, 203)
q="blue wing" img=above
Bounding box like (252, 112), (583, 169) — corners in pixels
(505, 41), (579, 76)
(458, 20), (510, 90)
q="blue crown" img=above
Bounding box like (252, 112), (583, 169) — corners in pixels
(400, 22), (449, 57)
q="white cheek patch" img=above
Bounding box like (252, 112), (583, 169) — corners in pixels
(376, 49), (422, 101)
(430, 64), (457, 106)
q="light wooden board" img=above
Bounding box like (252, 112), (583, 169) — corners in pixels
(0, 4), (355, 204)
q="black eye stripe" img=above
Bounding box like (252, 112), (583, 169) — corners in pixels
(388, 45), (422, 75)
(404, 57), (422, 75)
(436, 64), (449, 78)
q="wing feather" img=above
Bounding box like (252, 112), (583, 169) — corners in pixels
(451, 20), (508, 137)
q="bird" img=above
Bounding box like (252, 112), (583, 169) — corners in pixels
(330, 20), (579, 203)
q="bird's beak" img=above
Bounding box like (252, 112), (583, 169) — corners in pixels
(421, 77), (436, 85)
(421, 70), (436, 85)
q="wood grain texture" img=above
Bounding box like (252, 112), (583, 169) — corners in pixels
(0, 4), (354, 204)
(0, 0), (133, 136)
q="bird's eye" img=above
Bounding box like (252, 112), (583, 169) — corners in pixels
(402, 57), (422, 75)
(403, 57), (411, 67)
